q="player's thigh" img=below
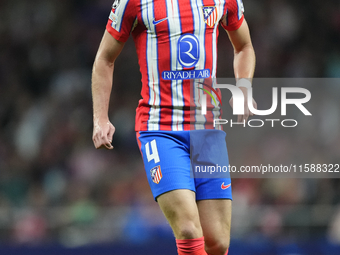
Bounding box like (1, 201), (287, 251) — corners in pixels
(137, 131), (202, 238)
(137, 130), (195, 200)
(197, 199), (232, 247)
(158, 189), (203, 239)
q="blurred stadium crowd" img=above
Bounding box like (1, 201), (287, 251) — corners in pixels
(0, 0), (340, 249)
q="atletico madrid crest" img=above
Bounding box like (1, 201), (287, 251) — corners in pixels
(202, 6), (218, 27)
(150, 165), (162, 184)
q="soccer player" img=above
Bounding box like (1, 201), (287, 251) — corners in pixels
(92, 0), (256, 254)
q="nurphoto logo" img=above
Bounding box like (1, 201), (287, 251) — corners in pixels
(199, 83), (312, 128)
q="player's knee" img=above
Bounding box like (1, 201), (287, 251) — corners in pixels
(205, 239), (230, 255)
(176, 221), (202, 239)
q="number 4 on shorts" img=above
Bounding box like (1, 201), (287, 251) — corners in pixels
(145, 139), (160, 164)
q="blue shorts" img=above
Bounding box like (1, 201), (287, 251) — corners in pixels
(136, 130), (232, 201)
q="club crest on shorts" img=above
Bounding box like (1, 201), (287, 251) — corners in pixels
(150, 165), (162, 184)
(202, 6), (218, 27)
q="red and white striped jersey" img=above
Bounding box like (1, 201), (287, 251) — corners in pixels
(106, 0), (244, 131)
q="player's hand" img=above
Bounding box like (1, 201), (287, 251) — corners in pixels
(229, 86), (257, 122)
(92, 119), (115, 149)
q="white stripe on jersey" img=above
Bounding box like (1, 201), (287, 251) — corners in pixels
(236, 0), (244, 20)
(166, 0), (184, 131)
(111, 0), (130, 32)
(141, 0), (161, 130)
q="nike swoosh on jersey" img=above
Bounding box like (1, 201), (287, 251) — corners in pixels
(221, 182), (231, 190)
(153, 17), (168, 25)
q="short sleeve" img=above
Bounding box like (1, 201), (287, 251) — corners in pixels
(220, 0), (244, 31)
(106, 0), (137, 42)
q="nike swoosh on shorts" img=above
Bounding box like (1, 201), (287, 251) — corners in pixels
(221, 182), (231, 190)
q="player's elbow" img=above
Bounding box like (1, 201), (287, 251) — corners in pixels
(93, 56), (115, 72)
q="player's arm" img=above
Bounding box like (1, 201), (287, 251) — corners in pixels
(227, 19), (255, 83)
(222, 18), (257, 121)
(92, 30), (124, 149)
